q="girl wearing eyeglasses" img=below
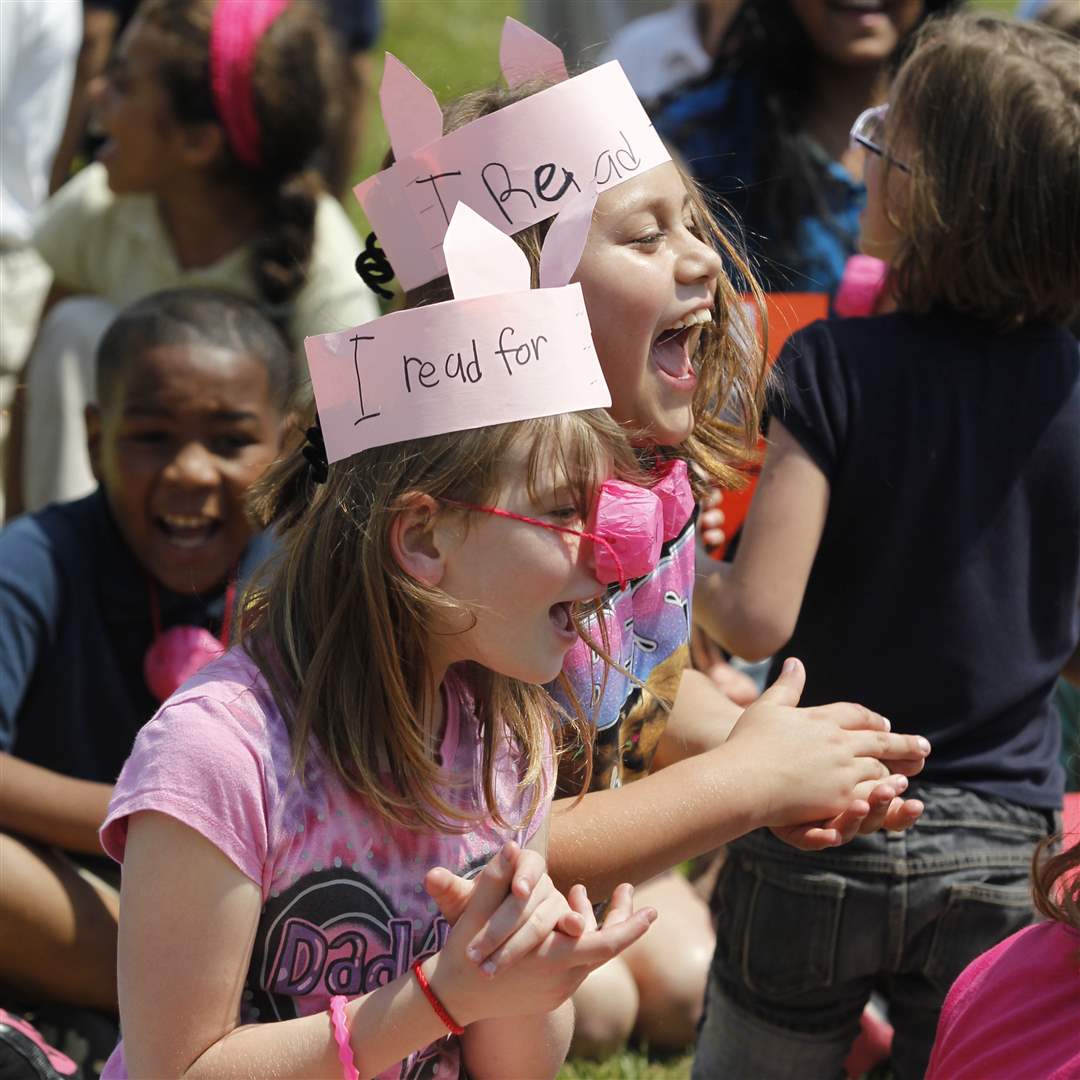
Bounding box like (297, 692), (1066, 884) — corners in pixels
(693, 14), (1080, 1079)
(649, 0), (957, 297)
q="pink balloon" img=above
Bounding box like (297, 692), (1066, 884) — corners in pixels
(143, 625), (225, 702)
(591, 480), (664, 585)
(652, 458), (695, 541)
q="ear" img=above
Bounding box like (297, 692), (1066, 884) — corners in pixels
(380, 54), (443, 160)
(389, 493), (455, 586)
(85, 403), (105, 484)
(177, 121), (228, 171)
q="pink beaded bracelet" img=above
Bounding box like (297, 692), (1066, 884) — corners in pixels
(329, 995), (359, 1080)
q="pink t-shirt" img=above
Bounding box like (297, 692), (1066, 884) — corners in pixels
(926, 920), (1080, 1080)
(100, 648), (550, 1080)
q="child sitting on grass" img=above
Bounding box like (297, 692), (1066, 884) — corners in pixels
(0, 289), (288, 1042)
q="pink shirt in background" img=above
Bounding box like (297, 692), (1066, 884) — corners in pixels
(925, 920), (1080, 1080)
(100, 648), (551, 1080)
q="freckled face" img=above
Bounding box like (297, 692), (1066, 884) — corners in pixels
(431, 441), (606, 685)
(89, 345), (283, 595)
(574, 162), (722, 446)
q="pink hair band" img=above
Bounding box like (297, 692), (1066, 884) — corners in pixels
(209, 0), (290, 169)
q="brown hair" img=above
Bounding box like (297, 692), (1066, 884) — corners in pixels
(1032, 836), (1080, 939)
(136, 0), (342, 312)
(401, 83), (770, 493)
(884, 14), (1080, 331)
(241, 408), (640, 832)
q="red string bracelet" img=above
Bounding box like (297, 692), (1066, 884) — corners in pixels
(412, 960), (465, 1036)
(328, 995), (359, 1080)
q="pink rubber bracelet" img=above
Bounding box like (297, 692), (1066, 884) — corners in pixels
(329, 995), (359, 1080)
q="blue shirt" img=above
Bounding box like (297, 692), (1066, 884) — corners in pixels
(772, 313), (1080, 808)
(0, 489), (275, 784)
(652, 72), (865, 296)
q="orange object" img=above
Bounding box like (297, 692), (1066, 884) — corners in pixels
(708, 293), (829, 558)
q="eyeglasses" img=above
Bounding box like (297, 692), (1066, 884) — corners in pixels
(850, 104), (911, 174)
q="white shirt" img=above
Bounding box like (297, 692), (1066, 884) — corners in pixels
(34, 163), (379, 359)
(0, 0), (80, 245)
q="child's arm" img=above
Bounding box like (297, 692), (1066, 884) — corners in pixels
(455, 820), (576, 1080)
(546, 657), (930, 898)
(694, 420), (827, 662)
(0, 753), (111, 854)
(117, 813), (653, 1079)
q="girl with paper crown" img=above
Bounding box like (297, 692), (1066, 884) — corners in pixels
(356, 18), (933, 1056)
(93, 199), (665, 1080)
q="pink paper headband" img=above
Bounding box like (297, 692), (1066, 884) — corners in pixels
(209, 0), (289, 169)
(355, 18), (671, 291)
(305, 190), (610, 463)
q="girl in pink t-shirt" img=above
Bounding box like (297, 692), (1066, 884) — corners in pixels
(926, 827), (1080, 1080)
(98, 212), (662, 1076)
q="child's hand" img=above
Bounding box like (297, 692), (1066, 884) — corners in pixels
(699, 486), (725, 550)
(727, 657), (931, 829)
(771, 773), (925, 850)
(427, 875), (656, 1026)
(425, 842), (586, 973)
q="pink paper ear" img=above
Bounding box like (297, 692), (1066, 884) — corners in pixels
(591, 481), (664, 586)
(538, 184), (598, 289)
(444, 201), (531, 300)
(499, 17), (569, 89)
(652, 458), (695, 541)
(379, 53), (443, 160)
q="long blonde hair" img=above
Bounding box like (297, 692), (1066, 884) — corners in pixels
(400, 82), (770, 495)
(241, 409), (639, 832)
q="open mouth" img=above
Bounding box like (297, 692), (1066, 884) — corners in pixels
(548, 601), (578, 640)
(155, 513), (222, 549)
(825, 0), (888, 12)
(652, 309), (711, 383)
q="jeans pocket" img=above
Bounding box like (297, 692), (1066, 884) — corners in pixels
(924, 878), (1034, 997)
(734, 860), (847, 998)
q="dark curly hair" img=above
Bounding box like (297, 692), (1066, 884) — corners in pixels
(137, 0), (342, 316)
(657, 0), (957, 284)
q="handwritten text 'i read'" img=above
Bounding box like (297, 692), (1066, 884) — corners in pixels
(413, 130), (643, 229)
(349, 326), (548, 426)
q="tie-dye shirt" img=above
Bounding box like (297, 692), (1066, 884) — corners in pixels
(100, 648), (549, 1080)
(553, 510), (696, 793)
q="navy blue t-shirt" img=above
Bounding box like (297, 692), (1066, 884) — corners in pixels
(770, 311), (1080, 809)
(0, 489), (275, 784)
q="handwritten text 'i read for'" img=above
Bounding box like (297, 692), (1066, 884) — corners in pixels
(349, 326), (547, 426)
(412, 130), (643, 229)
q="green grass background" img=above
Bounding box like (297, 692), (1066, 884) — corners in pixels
(352, 2), (1016, 1074)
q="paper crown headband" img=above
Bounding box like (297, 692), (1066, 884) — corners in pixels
(354, 17), (671, 292)
(305, 190), (610, 464)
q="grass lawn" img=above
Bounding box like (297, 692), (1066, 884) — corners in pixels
(557, 1051), (694, 1079)
(348, 0), (522, 237)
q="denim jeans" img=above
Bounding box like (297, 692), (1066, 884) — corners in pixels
(694, 784), (1057, 1080)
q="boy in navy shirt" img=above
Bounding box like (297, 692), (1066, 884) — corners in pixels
(0, 289), (289, 1024)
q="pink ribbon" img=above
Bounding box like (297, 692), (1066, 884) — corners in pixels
(209, 0), (290, 169)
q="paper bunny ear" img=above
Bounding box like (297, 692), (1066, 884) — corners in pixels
(539, 184), (598, 289)
(379, 54), (443, 159)
(444, 202), (531, 301)
(500, 17), (569, 89)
